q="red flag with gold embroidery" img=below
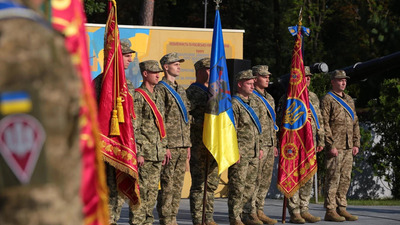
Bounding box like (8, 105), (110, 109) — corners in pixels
(97, 0), (140, 209)
(51, 0), (109, 224)
(277, 21), (316, 198)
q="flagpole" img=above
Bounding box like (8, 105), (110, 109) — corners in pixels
(281, 7), (304, 224)
(282, 197), (287, 223)
(201, 3), (222, 224)
(201, 154), (210, 225)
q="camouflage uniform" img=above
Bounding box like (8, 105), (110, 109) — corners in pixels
(0, 3), (82, 224)
(321, 91), (360, 210)
(130, 82), (166, 225)
(251, 88), (277, 213)
(92, 39), (135, 224)
(156, 76), (191, 225)
(287, 91), (325, 214)
(229, 93), (262, 222)
(187, 81), (220, 224)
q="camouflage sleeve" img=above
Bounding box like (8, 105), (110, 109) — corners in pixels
(321, 95), (335, 149)
(181, 88), (192, 147)
(133, 92), (145, 157)
(186, 87), (196, 111)
(314, 95), (325, 147)
(257, 98), (269, 150)
(232, 99), (240, 134)
(268, 94), (278, 147)
(350, 99), (361, 147)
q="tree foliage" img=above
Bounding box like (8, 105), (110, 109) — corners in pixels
(368, 78), (400, 199)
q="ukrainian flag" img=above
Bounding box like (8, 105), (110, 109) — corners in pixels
(0, 91), (32, 115)
(203, 10), (239, 175)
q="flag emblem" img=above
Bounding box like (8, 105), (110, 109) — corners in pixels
(283, 98), (308, 130)
(0, 91), (32, 115)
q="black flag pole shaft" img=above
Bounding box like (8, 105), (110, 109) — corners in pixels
(282, 196), (287, 223)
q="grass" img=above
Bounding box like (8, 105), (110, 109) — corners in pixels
(347, 199), (400, 206)
(309, 197), (400, 206)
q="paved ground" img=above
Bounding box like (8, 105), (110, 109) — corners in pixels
(117, 198), (400, 225)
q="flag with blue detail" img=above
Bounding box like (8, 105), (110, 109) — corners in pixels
(203, 9), (239, 175)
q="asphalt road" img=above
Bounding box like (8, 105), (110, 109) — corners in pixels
(116, 198), (400, 225)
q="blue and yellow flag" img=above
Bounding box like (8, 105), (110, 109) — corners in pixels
(203, 10), (239, 175)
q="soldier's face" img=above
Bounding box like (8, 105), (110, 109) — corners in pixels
(331, 78), (347, 92)
(144, 71), (160, 86)
(238, 79), (255, 96)
(198, 68), (210, 83)
(306, 75), (311, 87)
(165, 62), (181, 77)
(255, 75), (270, 89)
(123, 53), (133, 69)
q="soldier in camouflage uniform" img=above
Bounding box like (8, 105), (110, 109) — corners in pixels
(0, 0), (82, 224)
(93, 39), (136, 225)
(249, 65), (278, 225)
(286, 66), (325, 224)
(229, 70), (264, 225)
(321, 70), (360, 222)
(186, 58), (219, 225)
(156, 52), (191, 225)
(129, 60), (166, 225)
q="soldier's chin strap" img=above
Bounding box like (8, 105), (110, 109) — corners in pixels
(0, 0), (52, 30)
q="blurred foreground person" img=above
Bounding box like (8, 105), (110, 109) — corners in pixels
(0, 0), (82, 224)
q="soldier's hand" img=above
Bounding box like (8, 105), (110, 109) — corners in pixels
(352, 146), (359, 156)
(274, 147), (278, 157)
(259, 150), (264, 159)
(329, 148), (338, 157)
(138, 156), (144, 167)
(163, 149), (172, 166)
(316, 146), (324, 152)
(187, 147), (191, 161)
(236, 155), (241, 164)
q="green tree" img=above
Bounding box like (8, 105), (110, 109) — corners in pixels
(368, 78), (400, 199)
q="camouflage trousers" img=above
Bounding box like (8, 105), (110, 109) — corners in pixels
(157, 147), (188, 225)
(129, 160), (162, 225)
(228, 157), (259, 221)
(253, 146), (275, 211)
(106, 162), (126, 224)
(324, 148), (353, 209)
(288, 175), (313, 214)
(189, 146), (220, 224)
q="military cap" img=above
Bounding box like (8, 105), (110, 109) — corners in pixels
(304, 66), (313, 76)
(330, 70), (350, 80)
(139, 60), (163, 73)
(160, 52), (185, 66)
(252, 65), (272, 76)
(194, 58), (210, 71)
(121, 39), (135, 54)
(235, 69), (256, 81)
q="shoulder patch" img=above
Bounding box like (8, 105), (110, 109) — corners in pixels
(0, 114), (46, 184)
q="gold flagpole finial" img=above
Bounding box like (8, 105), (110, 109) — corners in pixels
(298, 7), (303, 26)
(214, 0), (222, 10)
